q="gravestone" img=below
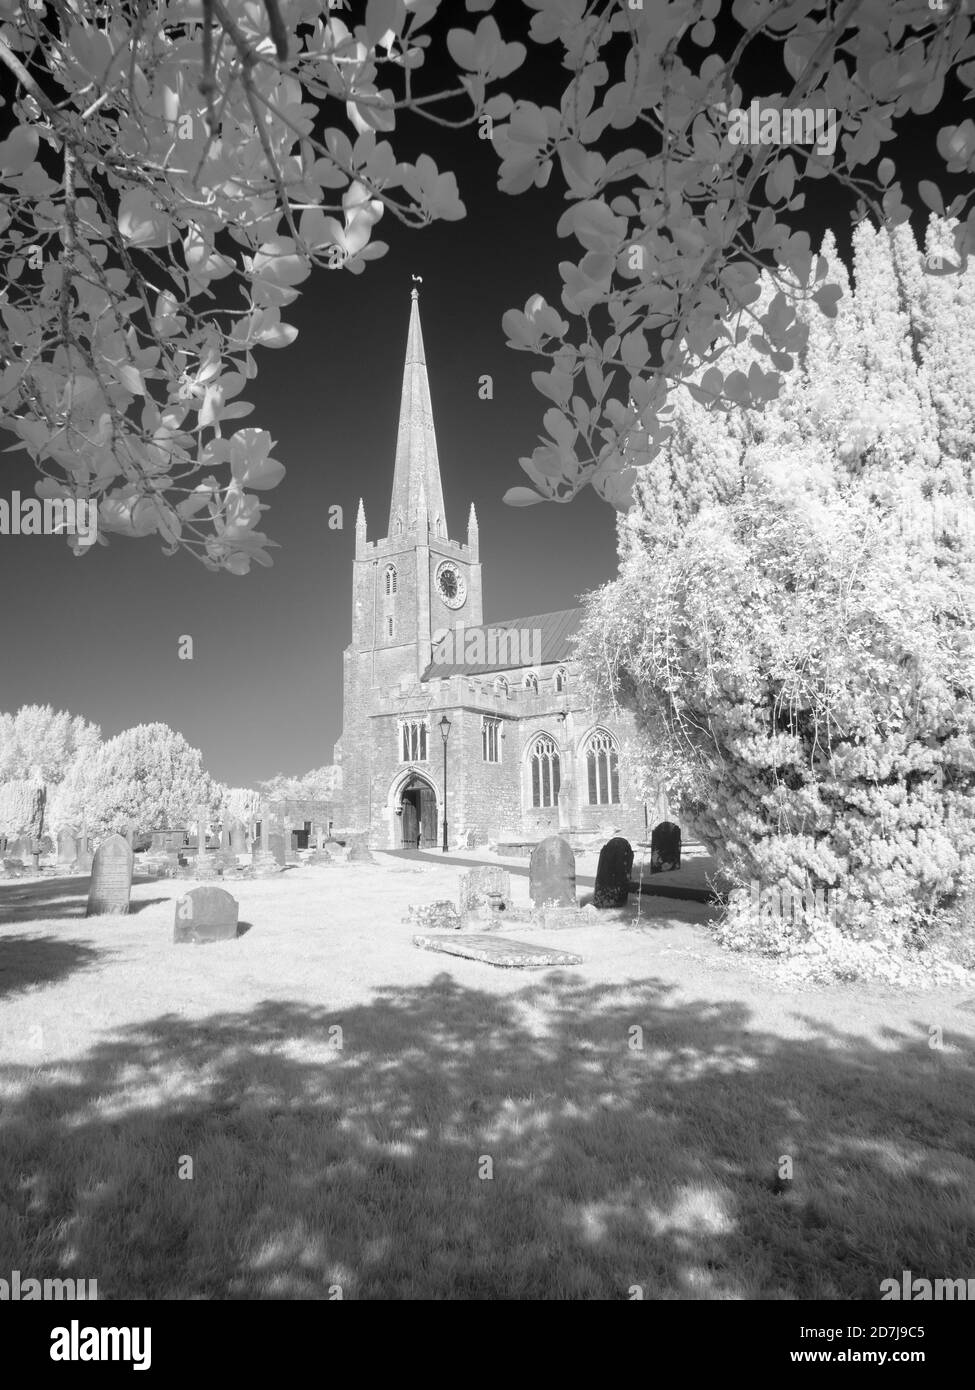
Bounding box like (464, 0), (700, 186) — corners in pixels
(650, 821), (681, 874)
(529, 835), (576, 908)
(594, 836), (634, 909)
(173, 885), (239, 944)
(459, 865), (512, 923)
(230, 821), (247, 854)
(9, 836), (31, 866)
(57, 828), (78, 865)
(86, 834), (134, 916)
(405, 900), (462, 930)
(346, 837), (375, 864)
(267, 831), (287, 866)
(413, 933), (582, 968)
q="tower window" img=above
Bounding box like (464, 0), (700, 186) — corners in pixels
(384, 565), (397, 595)
(529, 735), (561, 808)
(523, 672), (538, 693)
(555, 667), (567, 694)
(387, 616), (394, 637)
(585, 729), (620, 805)
(401, 720), (428, 763)
(482, 717), (501, 763)
(494, 676), (509, 697)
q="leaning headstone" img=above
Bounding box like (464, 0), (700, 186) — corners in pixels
(529, 835), (576, 908)
(173, 885), (239, 944)
(650, 821), (681, 874)
(57, 827), (77, 865)
(594, 836), (634, 909)
(413, 933), (582, 968)
(86, 834), (134, 916)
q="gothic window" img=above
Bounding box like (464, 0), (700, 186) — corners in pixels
(555, 667), (567, 694)
(585, 728), (620, 805)
(529, 734), (561, 808)
(523, 672), (538, 693)
(401, 720), (428, 763)
(482, 717), (501, 763)
(494, 676), (509, 697)
(384, 565), (397, 595)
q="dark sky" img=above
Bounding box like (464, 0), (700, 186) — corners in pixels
(0, 10), (963, 786)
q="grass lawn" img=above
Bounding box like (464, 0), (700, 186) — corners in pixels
(1, 856), (973, 1300)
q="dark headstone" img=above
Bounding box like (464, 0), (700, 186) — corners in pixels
(593, 836), (634, 909)
(57, 828), (77, 864)
(173, 885), (239, 944)
(650, 821), (681, 874)
(529, 835), (576, 908)
(86, 834), (134, 915)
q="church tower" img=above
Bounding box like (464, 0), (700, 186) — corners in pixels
(339, 289), (482, 828)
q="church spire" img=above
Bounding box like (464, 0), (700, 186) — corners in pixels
(387, 287), (446, 538)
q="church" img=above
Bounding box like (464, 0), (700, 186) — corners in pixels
(333, 289), (654, 850)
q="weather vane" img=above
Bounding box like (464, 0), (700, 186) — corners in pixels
(411, 273), (423, 299)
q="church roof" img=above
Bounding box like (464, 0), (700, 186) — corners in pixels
(421, 607), (582, 680)
(387, 290), (447, 537)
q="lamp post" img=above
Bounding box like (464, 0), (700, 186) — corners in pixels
(439, 714), (451, 852)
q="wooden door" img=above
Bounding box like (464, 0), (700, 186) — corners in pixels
(419, 787), (438, 847)
(401, 794), (419, 848)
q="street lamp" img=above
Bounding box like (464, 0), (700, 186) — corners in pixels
(439, 714), (451, 852)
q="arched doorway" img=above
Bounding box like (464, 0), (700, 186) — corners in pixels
(395, 772), (439, 850)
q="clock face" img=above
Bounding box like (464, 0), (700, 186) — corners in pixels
(436, 561), (467, 609)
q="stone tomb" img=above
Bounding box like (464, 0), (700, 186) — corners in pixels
(650, 821), (681, 874)
(173, 886), (240, 944)
(593, 836), (634, 909)
(458, 865), (513, 924)
(86, 834), (134, 916)
(413, 933), (582, 968)
(529, 835), (576, 908)
(405, 900), (462, 930)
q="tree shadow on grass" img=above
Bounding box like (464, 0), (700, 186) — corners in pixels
(0, 933), (104, 999)
(0, 974), (971, 1300)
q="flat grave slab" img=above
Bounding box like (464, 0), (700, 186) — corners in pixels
(413, 932), (582, 968)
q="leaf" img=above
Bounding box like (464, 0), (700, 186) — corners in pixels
(918, 180), (944, 214)
(503, 486), (544, 506)
(0, 125), (38, 177)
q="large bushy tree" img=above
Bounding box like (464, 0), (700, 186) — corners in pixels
(0, 703), (101, 783)
(576, 215), (975, 967)
(52, 721), (215, 833)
